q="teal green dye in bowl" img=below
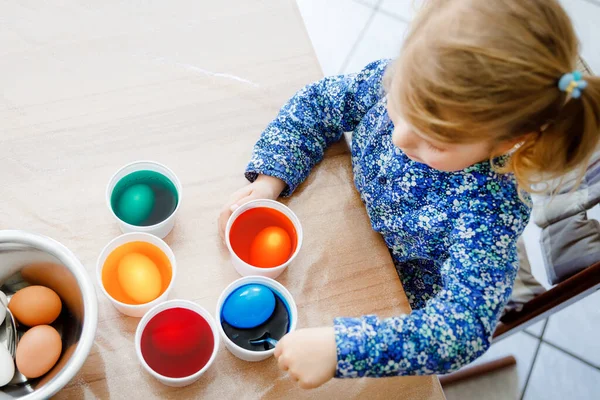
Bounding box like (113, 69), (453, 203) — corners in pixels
(111, 170), (179, 226)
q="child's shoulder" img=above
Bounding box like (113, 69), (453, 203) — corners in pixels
(446, 162), (531, 222)
(455, 162), (531, 221)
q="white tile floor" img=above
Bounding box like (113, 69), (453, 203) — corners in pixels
(296, 1), (600, 399)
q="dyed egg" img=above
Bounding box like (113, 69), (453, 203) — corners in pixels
(0, 343), (14, 387)
(118, 253), (162, 304)
(249, 226), (292, 268)
(117, 183), (155, 225)
(8, 286), (62, 327)
(222, 284), (276, 329)
(16, 325), (62, 379)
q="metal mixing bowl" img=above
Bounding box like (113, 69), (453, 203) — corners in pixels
(0, 230), (98, 399)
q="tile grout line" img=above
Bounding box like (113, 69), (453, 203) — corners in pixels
(540, 339), (600, 371)
(375, 7), (412, 24)
(523, 319), (600, 371)
(337, 0), (384, 74)
(522, 330), (541, 340)
(351, 0), (413, 24)
(521, 318), (548, 340)
(352, 0), (378, 9)
(519, 320), (548, 400)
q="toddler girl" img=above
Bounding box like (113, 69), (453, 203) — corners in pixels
(219, 0), (600, 389)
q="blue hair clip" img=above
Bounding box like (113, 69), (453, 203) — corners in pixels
(558, 71), (588, 99)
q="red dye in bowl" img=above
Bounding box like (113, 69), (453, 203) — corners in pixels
(140, 307), (214, 378)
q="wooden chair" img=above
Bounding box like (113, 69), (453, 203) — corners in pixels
(440, 57), (600, 386)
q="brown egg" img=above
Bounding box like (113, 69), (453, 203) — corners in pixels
(16, 325), (63, 378)
(8, 285), (62, 326)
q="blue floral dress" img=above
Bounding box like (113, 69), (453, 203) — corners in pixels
(245, 60), (531, 377)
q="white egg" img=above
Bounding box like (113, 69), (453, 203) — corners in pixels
(0, 343), (15, 387)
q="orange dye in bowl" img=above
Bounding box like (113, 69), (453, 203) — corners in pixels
(102, 241), (173, 305)
(229, 207), (298, 268)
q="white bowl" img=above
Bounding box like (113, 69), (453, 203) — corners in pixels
(106, 160), (182, 239)
(225, 199), (303, 279)
(134, 300), (220, 387)
(96, 232), (176, 317)
(215, 276), (297, 362)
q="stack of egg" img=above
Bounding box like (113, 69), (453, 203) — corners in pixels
(0, 286), (63, 387)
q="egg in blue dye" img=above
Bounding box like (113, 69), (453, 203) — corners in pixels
(117, 183), (155, 226)
(222, 284), (276, 329)
(221, 287), (290, 351)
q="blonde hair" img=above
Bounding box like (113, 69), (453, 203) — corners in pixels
(390, 0), (600, 193)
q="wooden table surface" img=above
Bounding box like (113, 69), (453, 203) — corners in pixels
(0, 0), (444, 398)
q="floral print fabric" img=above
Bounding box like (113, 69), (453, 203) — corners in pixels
(246, 60), (531, 377)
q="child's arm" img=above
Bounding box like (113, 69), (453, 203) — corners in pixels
(219, 60), (390, 236)
(275, 194), (529, 387)
(245, 59), (390, 197)
(331, 197), (530, 378)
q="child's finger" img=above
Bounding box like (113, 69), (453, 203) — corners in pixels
(218, 192), (263, 241)
(218, 202), (242, 240)
(274, 342), (283, 358)
(218, 208), (231, 241)
(277, 355), (289, 371)
(227, 186), (252, 203)
(298, 378), (314, 390)
(234, 194), (259, 208)
(288, 372), (299, 382)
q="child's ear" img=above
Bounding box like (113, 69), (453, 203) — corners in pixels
(494, 133), (534, 155)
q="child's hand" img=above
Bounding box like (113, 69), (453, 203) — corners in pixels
(218, 175), (286, 241)
(274, 327), (337, 389)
